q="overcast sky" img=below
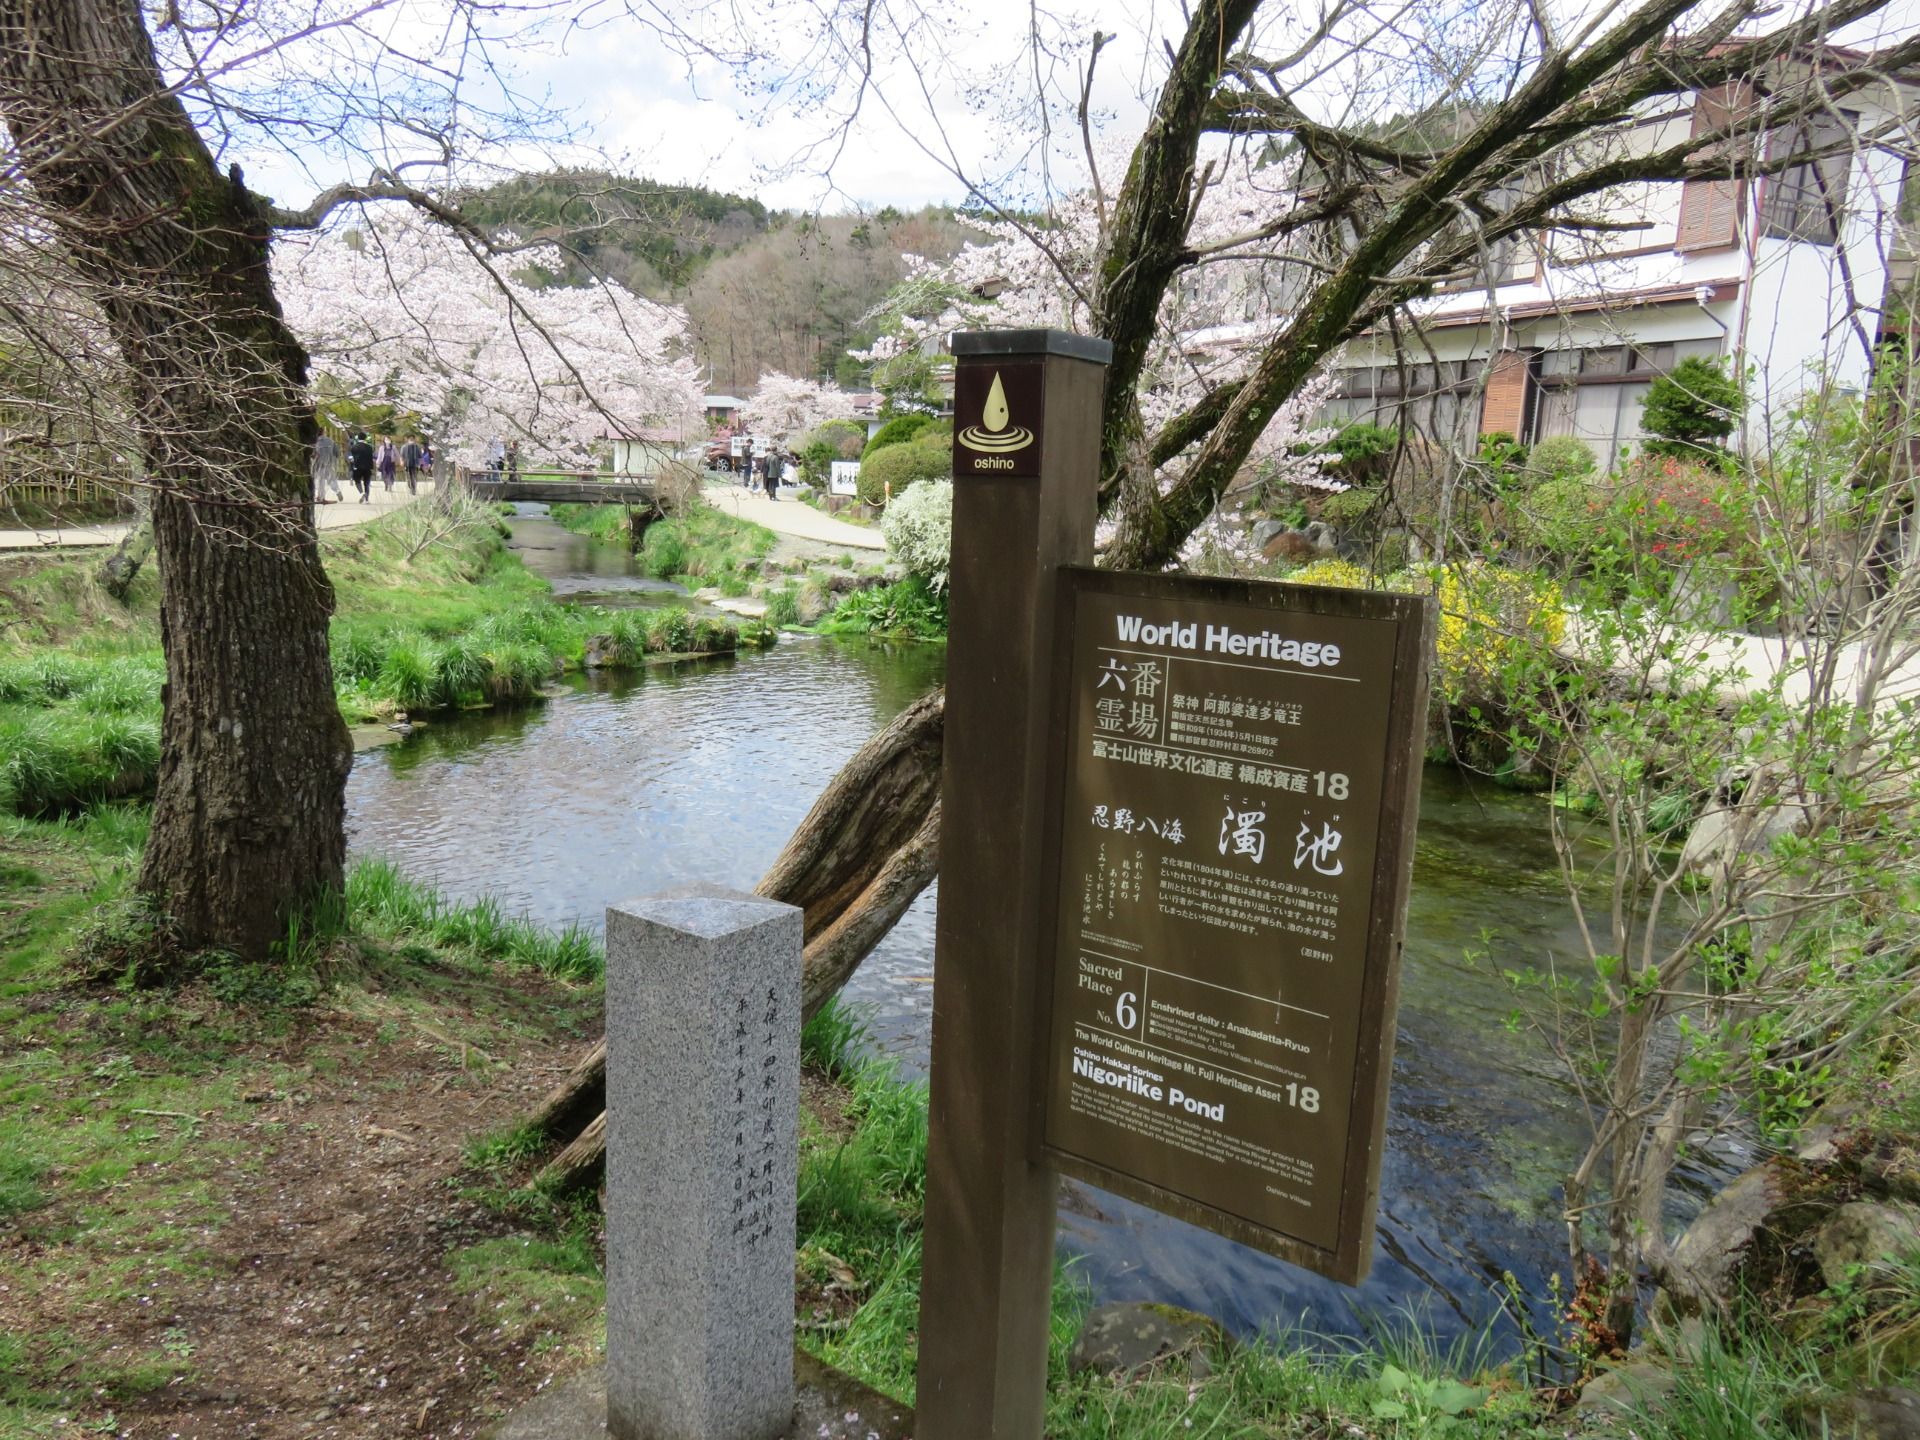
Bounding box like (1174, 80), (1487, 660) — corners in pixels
(516, 0), (1181, 212)
(229, 0), (1919, 218)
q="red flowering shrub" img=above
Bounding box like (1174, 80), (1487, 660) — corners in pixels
(1610, 455), (1745, 564)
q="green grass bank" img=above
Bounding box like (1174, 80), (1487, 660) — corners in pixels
(549, 497), (776, 595)
(0, 498), (764, 815)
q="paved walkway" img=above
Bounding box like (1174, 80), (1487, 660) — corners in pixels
(0, 482), (443, 552)
(701, 480), (885, 551)
(1559, 614), (1920, 710)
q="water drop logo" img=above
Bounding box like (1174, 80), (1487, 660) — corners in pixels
(958, 371), (1035, 454)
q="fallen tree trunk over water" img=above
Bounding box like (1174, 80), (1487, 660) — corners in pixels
(523, 689), (946, 1190)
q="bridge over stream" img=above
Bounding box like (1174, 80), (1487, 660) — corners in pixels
(457, 471), (660, 508)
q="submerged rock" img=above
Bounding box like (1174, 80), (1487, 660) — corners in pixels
(1067, 1300), (1228, 1380)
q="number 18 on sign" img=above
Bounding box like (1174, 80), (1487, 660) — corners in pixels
(1037, 568), (1431, 1284)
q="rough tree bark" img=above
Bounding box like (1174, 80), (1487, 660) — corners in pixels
(0, 0), (353, 955)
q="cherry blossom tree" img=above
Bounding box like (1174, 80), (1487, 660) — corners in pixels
(276, 216), (702, 465)
(733, 370), (849, 446)
(854, 162), (1345, 570)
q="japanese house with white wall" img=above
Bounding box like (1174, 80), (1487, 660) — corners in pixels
(1321, 64), (1914, 468)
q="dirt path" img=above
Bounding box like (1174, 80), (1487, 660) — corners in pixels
(137, 1013), (581, 1438)
(0, 940), (605, 1440)
(0, 482), (444, 552)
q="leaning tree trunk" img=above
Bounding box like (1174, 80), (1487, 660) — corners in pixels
(0, 0), (352, 956)
(534, 690), (945, 1191)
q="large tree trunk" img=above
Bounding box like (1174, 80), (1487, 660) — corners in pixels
(0, 0), (352, 955)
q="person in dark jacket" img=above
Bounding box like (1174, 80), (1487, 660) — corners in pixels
(763, 447), (783, 501)
(401, 437), (424, 495)
(347, 432), (375, 502)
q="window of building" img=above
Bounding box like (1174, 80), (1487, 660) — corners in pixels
(1323, 360), (1479, 443)
(1530, 338), (1722, 466)
(1761, 110), (1854, 244)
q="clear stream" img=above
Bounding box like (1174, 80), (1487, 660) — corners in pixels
(344, 513), (1731, 1347)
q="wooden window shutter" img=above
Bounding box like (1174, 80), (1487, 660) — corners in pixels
(1676, 84), (1746, 252)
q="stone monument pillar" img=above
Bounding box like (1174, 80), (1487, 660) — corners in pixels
(604, 888), (802, 1440)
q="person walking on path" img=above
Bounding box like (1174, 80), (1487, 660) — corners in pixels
(762, 446), (782, 502)
(506, 439), (521, 484)
(376, 436), (398, 493)
(401, 436), (424, 495)
(311, 432), (342, 503)
(347, 432), (375, 502)
(485, 436), (506, 483)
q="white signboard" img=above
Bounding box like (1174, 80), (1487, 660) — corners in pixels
(829, 461), (860, 497)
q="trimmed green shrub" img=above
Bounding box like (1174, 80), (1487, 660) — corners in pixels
(1640, 356), (1745, 459)
(1322, 421), (1400, 486)
(1521, 435), (1598, 486)
(799, 419), (869, 486)
(858, 428), (952, 506)
(860, 411), (938, 460)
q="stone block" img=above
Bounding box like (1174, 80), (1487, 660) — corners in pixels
(605, 887), (802, 1440)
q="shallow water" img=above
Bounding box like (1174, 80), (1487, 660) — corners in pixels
(344, 517), (1727, 1347)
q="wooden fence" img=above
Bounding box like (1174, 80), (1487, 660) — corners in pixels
(1, 471), (136, 513)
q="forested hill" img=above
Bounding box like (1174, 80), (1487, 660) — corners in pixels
(456, 170), (771, 295)
(459, 169), (972, 393)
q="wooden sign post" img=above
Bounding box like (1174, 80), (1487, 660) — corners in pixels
(918, 329), (1431, 1439)
(918, 330), (1110, 1440)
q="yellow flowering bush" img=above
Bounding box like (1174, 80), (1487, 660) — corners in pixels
(1275, 556), (1562, 707)
(1435, 561), (1565, 705)
(1279, 558), (1376, 590)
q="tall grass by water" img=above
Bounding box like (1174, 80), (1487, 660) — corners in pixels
(0, 655), (163, 815)
(329, 601), (742, 720)
(549, 497), (776, 595)
(345, 859), (602, 979)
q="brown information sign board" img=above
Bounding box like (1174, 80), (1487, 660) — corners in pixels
(1037, 568), (1432, 1284)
